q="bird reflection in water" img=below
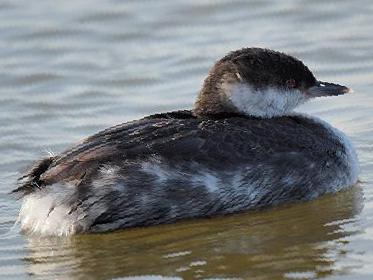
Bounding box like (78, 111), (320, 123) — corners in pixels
(23, 185), (363, 279)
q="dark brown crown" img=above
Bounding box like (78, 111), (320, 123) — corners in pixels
(218, 48), (317, 90)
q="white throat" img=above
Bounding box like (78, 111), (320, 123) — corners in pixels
(223, 82), (309, 118)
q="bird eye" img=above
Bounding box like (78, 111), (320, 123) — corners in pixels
(286, 79), (296, 88)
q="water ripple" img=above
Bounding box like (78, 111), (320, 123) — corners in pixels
(1, 0), (373, 279)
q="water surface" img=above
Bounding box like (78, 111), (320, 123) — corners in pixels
(1, 0), (373, 279)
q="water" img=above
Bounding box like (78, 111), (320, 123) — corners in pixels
(1, 0), (373, 279)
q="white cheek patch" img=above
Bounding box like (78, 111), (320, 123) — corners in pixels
(223, 82), (309, 118)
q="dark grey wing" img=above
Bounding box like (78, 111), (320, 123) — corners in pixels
(42, 115), (334, 185)
(13, 114), (203, 196)
(13, 112), (339, 197)
(49, 110), (198, 166)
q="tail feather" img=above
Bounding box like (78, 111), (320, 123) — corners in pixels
(12, 157), (54, 197)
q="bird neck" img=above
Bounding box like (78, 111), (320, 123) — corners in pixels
(194, 79), (308, 118)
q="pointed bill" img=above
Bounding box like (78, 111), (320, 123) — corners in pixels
(307, 81), (352, 97)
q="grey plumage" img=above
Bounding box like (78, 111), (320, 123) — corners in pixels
(13, 48), (358, 235)
(14, 110), (357, 234)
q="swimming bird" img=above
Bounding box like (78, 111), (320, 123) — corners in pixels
(13, 48), (359, 236)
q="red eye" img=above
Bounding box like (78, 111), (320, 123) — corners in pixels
(286, 79), (296, 88)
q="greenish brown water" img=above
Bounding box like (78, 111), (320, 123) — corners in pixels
(1, 0), (373, 279)
(22, 188), (364, 279)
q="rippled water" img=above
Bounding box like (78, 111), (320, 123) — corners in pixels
(1, 0), (373, 279)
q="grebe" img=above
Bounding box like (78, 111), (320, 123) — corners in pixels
(13, 48), (359, 236)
